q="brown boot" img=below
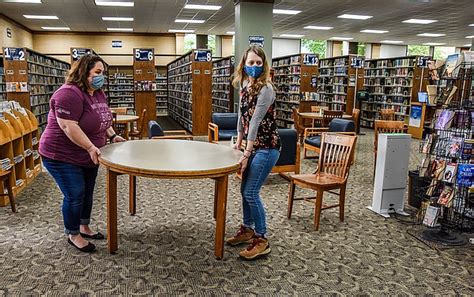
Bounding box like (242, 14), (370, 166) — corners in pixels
(239, 236), (271, 260)
(226, 225), (255, 246)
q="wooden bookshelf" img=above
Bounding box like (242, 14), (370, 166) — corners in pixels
(156, 66), (167, 116)
(2, 47), (70, 134)
(167, 49), (212, 135)
(0, 106), (41, 207)
(317, 54), (364, 115)
(361, 55), (430, 128)
(272, 53), (319, 128)
(108, 66), (135, 113)
(212, 56), (235, 113)
(133, 48), (156, 128)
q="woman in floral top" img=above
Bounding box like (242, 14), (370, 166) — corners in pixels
(226, 46), (281, 260)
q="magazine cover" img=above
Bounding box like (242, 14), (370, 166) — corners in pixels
(442, 163), (457, 183)
(443, 54), (459, 78)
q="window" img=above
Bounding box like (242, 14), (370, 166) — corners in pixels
(184, 34), (196, 52)
(407, 45), (430, 56)
(301, 39), (326, 58)
(208, 35), (216, 56)
(434, 46), (455, 60)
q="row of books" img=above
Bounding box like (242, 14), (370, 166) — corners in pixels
(28, 52), (70, 71)
(364, 58), (416, 69)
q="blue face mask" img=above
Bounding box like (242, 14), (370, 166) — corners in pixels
(90, 74), (105, 90)
(244, 65), (263, 78)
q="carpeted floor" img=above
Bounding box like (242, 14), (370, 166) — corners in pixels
(0, 129), (473, 295)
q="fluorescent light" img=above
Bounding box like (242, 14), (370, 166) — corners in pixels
(361, 29), (388, 34)
(402, 19), (437, 24)
(304, 26), (333, 30)
(468, 24), (474, 27)
(330, 37), (353, 40)
(41, 26), (70, 30)
(183, 4), (221, 10)
(4, 0), (42, 3)
(226, 31), (235, 35)
(466, 35), (474, 38)
(417, 33), (446, 37)
(423, 42), (446, 46)
(464, 44), (472, 47)
(175, 19), (205, 24)
(102, 17), (134, 21)
(280, 34), (304, 38)
(380, 40), (404, 44)
(95, 1), (134, 7)
(107, 27), (133, 31)
(273, 9), (301, 15)
(168, 29), (195, 33)
(337, 14), (372, 20)
(24, 15), (58, 19)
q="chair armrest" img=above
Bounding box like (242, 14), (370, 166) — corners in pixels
(164, 130), (189, 135)
(208, 122), (219, 143)
(304, 127), (329, 138)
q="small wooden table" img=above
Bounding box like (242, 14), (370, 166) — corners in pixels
(114, 115), (139, 140)
(99, 140), (241, 259)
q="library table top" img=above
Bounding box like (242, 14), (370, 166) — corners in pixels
(99, 139), (241, 178)
(115, 115), (139, 124)
(298, 112), (353, 120)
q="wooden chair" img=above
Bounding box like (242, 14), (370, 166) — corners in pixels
(380, 109), (395, 121)
(288, 133), (357, 230)
(352, 108), (360, 134)
(0, 170), (16, 212)
(322, 110), (343, 127)
(110, 107), (128, 115)
(129, 109), (147, 140)
(208, 122), (219, 144)
(374, 120), (406, 174)
(292, 108), (305, 143)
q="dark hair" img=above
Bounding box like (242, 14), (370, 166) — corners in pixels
(66, 54), (105, 91)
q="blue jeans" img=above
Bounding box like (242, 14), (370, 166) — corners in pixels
(241, 148), (280, 237)
(42, 157), (99, 235)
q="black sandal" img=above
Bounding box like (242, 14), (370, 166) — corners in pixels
(80, 232), (105, 240)
(68, 238), (96, 253)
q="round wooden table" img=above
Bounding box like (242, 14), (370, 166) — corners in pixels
(99, 140), (242, 259)
(114, 115), (139, 140)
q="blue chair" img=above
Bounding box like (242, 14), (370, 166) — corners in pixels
(208, 113), (238, 143)
(272, 129), (300, 178)
(148, 121), (193, 140)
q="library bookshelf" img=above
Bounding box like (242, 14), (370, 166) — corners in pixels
(212, 56), (235, 113)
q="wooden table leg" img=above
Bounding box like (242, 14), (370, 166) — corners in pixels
(129, 175), (136, 215)
(124, 123), (130, 140)
(213, 179), (218, 220)
(106, 168), (118, 253)
(214, 175), (228, 260)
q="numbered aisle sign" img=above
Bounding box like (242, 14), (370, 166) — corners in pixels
(350, 57), (364, 68)
(194, 49), (212, 62)
(71, 48), (92, 61)
(3, 47), (26, 61)
(303, 54), (318, 65)
(134, 48), (154, 61)
(417, 56), (430, 68)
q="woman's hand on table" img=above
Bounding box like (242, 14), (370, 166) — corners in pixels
(112, 135), (126, 143)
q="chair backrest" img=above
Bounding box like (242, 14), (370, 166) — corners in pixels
(137, 109), (147, 135)
(311, 106), (320, 112)
(380, 109), (395, 121)
(317, 133), (357, 178)
(148, 120), (165, 138)
(112, 112), (118, 131)
(275, 128), (297, 166)
(328, 119), (355, 133)
(322, 110), (343, 126)
(211, 113), (238, 130)
(111, 107), (128, 115)
(374, 120), (405, 150)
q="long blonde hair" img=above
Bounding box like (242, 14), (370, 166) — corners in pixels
(232, 45), (274, 96)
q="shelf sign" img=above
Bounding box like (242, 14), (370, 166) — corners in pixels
(3, 47), (25, 61)
(230, 56), (236, 66)
(194, 49), (212, 62)
(417, 56), (430, 68)
(350, 57), (364, 68)
(134, 48), (154, 61)
(249, 35), (264, 48)
(112, 40), (122, 48)
(71, 48), (92, 61)
(303, 54), (318, 65)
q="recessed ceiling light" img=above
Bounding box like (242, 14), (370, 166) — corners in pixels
(380, 40), (404, 44)
(168, 29), (195, 33)
(175, 19), (205, 24)
(423, 42), (446, 46)
(226, 31), (235, 35)
(107, 28), (133, 31)
(304, 26), (333, 30)
(273, 9), (301, 15)
(183, 4), (221, 10)
(4, 0), (42, 3)
(466, 35), (474, 38)
(102, 17), (134, 21)
(361, 29), (388, 34)
(417, 33), (446, 37)
(337, 14), (372, 20)
(24, 15), (58, 19)
(464, 44), (472, 47)
(469, 24), (474, 27)
(41, 26), (70, 30)
(402, 19), (437, 24)
(95, 1), (134, 7)
(330, 37), (353, 40)
(280, 34), (304, 38)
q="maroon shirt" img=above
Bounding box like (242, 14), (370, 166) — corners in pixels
(39, 84), (112, 167)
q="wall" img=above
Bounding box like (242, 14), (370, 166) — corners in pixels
(272, 38), (300, 58)
(0, 15), (33, 49)
(221, 35), (234, 57)
(32, 33), (177, 66)
(379, 44), (407, 58)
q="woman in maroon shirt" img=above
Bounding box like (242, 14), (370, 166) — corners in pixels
(40, 54), (125, 253)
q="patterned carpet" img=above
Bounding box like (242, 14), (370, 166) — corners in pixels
(0, 129), (473, 296)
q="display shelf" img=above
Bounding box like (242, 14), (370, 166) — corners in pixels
(167, 49), (212, 135)
(212, 56), (235, 113)
(361, 55), (430, 128)
(272, 53), (319, 128)
(156, 67), (168, 116)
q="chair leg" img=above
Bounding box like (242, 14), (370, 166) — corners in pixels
(339, 185), (346, 222)
(314, 189), (324, 231)
(287, 181), (296, 219)
(5, 176), (16, 213)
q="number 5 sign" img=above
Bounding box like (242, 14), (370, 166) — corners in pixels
(134, 48), (154, 61)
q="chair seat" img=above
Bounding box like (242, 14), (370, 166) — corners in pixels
(304, 136), (321, 147)
(290, 172), (345, 188)
(218, 130), (237, 140)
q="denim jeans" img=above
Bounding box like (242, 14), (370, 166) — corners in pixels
(42, 157), (99, 235)
(241, 148), (280, 237)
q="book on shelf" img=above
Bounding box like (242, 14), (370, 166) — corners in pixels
(429, 159), (446, 181)
(423, 205), (440, 227)
(443, 54), (460, 78)
(419, 156), (431, 177)
(461, 139), (473, 161)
